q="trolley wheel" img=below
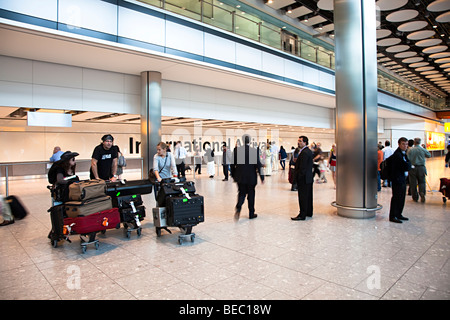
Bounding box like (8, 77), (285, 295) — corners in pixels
(444, 197), (447, 203)
(52, 240), (58, 248)
(126, 230), (131, 238)
(178, 238), (183, 245)
(137, 228), (142, 237)
(81, 246), (87, 254)
(191, 234), (195, 242)
(156, 227), (161, 237)
(95, 242), (99, 250)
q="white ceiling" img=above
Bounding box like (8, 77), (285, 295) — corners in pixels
(266, 0), (450, 98)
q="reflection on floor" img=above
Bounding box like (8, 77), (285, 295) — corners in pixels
(0, 156), (449, 300)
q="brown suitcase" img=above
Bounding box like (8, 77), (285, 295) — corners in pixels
(68, 179), (106, 201)
(65, 196), (112, 218)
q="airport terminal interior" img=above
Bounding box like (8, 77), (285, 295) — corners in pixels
(1, 0), (450, 301)
(0, 158), (449, 300)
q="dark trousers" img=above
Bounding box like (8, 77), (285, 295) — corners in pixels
(389, 181), (406, 220)
(195, 164), (201, 174)
(297, 182), (313, 218)
(223, 165), (229, 179)
(313, 164), (320, 179)
(176, 161), (185, 178)
(236, 183), (256, 217)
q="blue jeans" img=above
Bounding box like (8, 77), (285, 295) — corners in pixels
(377, 171), (381, 191)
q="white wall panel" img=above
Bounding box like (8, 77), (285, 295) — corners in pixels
(58, 0), (117, 34)
(284, 59), (303, 82)
(162, 98), (187, 116)
(165, 20), (204, 56)
(190, 85), (216, 104)
(235, 43), (262, 70)
(161, 80), (334, 128)
(32, 84), (82, 109)
(204, 33), (236, 65)
(319, 72), (334, 90)
(0, 56), (32, 83)
(82, 90), (124, 113)
(123, 94), (140, 114)
(124, 75), (141, 95)
(0, 0), (57, 21)
(33, 61), (82, 88)
(118, 7), (165, 46)
(303, 65), (319, 86)
(82, 69), (124, 93)
(262, 52), (284, 76)
(162, 81), (190, 100)
(0, 81), (32, 106)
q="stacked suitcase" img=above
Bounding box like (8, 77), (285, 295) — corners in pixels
(106, 179), (153, 238)
(48, 179), (120, 253)
(153, 180), (204, 244)
(114, 194), (146, 238)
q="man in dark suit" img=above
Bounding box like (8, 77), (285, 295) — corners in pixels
(389, 137), (411, 223)
(291, 136), (314, 221)
(230, 134), (264, 221)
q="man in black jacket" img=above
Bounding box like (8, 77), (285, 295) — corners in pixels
(389, 137), (411, 223)
(231, 134), (264, 221)
(291, 136), (314, 221)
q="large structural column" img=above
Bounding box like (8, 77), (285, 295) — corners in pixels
(332, 0), (381, 218)
(141, 71), (162, 177)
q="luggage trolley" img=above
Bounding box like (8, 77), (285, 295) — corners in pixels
(47, 197), (121, 253)
(106, 179), (153, 238)
(153, 179), (204, 245)
(47, 182), (121, 253)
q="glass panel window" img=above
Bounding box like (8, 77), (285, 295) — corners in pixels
(261, 24), (281, 49)
(300, 41), (317, 63)
(317, 49), (331, 68)
(234, 13), (259, 42)
(203, 2), (233, 32)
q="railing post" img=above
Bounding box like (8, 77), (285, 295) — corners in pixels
(5, 166), (9, 197)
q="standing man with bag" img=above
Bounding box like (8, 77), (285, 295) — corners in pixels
(291, 136), (314, 221)
(90, 134), (118, 182)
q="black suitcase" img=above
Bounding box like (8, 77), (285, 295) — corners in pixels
(6, 195), (28, 220)
(159, 181), (196, 196)
(106, 179), (153, 198)
(113, 194), (143, 209)
(120, 204), (146, 223)
(166, 195), (204, 226)
(48, 204), (67, 247)
(157, 181), (196, 206)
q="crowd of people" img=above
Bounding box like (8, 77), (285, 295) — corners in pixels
(3, 134), (447, 227)
(48, 135), (450, 225)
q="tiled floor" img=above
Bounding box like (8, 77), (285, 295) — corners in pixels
(0, 156), (449, 300)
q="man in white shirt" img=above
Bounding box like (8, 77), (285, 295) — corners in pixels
(383, 140), (395, 187)
(270, 141), (279, 171)
(174, 141), (188, 178)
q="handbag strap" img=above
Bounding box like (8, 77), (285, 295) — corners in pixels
(159, 153), (169, 171)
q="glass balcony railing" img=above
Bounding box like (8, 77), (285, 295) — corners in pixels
(136, 0), (446, 110)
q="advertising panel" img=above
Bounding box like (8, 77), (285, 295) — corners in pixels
(426, 131), (445, 151)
